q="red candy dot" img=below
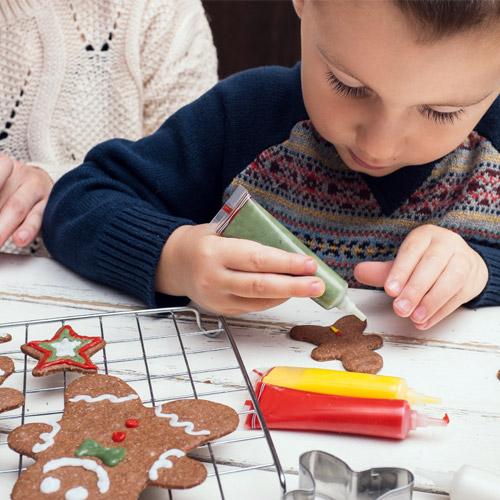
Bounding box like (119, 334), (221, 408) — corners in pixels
(112, 431), (126, 442)
(125, 419), (139, 428)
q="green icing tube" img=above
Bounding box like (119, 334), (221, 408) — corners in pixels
(211, 186), (365, 321)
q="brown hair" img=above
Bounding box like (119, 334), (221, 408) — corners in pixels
(394, 0), (500, 42)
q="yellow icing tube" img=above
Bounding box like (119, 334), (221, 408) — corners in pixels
(260, 366), (441, 406)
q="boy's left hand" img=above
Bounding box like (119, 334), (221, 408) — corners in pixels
(354, 224), (488, 329)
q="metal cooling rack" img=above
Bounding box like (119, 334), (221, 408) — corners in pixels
(0, 306), (286, 499)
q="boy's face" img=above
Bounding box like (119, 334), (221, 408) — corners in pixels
(293, 0), (500, 176)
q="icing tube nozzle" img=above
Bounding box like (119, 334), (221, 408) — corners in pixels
(337, 296), (366, 321)
(410, 411), (450, 431)
(405, 388), (442, 405)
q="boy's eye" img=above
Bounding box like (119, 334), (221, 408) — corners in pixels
(325, 71), (370, 98)
(326, 71), (465, 126)
(419, 105), (465, 125)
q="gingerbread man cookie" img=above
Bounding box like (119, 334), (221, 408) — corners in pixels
(289, 315), (383, 374)
(21, 325), (106, 376)
(8, 373), (239, 499)
(0, 333), (25, 413)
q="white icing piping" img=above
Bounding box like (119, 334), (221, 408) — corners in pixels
(65, 486), (89, 500)
(43, 458), (110, 493)
(0, 368), (5, 376)
(68, 394), (138, 404)
(154, 406), (210, 436)
(148, 448), (185, 481)
(33, 422), (61, 453)
(40, 476), (89, 500)
(40, 476), (60, 493)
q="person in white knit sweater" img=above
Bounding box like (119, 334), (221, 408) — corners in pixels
(0, 0), (218, 255)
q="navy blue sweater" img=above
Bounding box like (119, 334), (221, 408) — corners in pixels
(43, 64), (500, 308)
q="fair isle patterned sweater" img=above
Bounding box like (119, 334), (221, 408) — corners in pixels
(228, 120), (500, 291)
(42, 64), (500, 309)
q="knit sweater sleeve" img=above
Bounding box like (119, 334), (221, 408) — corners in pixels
(139, 0), (218, 136)
(466, 239), (500, 308)
(42, 65), (307, 307)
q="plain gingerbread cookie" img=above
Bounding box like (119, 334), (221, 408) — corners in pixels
(8, 373), (239, 499)
(0, 333), (24, 413)
(289, 315), (384, 374)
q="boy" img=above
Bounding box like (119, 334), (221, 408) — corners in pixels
(43, 0), (500, 330)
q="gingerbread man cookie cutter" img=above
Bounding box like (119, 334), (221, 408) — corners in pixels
(283, 450), (414, 500)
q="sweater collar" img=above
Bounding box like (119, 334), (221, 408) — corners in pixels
(361, 162), (435, 216)
(0, 0), (42, 24)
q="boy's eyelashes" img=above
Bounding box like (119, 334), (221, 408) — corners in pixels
(324, 70), (465, 125)
(325, 71), (370, 98)
(418, 106), (465, 125)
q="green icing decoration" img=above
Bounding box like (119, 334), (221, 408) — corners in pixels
(75, 439), (126, 467)
(39, 327), (92, 364)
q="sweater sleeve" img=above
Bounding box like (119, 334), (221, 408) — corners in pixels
(42, 65), (307, 307)
(139, 0), (218, 136)
(465, 242), (500, 308)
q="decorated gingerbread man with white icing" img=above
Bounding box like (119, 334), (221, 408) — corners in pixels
(8, 374), (239, 499)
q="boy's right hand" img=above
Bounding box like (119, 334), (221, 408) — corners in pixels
(155, 224), (326, 315)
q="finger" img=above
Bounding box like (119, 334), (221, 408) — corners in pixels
(11, 199), (46, 247)
(393, 242), (452, 317)
(221, 238), (318, 276)
(0, 154), (15, 193)
(222, 269), (326, 300)
(0, 185), (47, 246)
(384, 231), (432, 297)
(354, 261), (394, 287)
(408, 253), (470, 324)
(204, 295), (290, 316)
(412, 292), (465, 330)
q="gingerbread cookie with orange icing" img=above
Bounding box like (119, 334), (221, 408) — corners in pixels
(8, 373), (239, 499)
(21, 325), (106, 377)
(0, 333), (25, 413)
(289, 315), (383, 374)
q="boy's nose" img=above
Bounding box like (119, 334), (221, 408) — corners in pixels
(354, 114), (405, 164)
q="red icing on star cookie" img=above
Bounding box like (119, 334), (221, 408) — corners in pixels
(21, 325), (106, 377)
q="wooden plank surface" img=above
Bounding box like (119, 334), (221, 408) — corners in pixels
(1, 254), (498, 499)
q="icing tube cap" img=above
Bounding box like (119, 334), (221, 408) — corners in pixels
(416, 468), (455, 492)
(337, 296), (366, 321)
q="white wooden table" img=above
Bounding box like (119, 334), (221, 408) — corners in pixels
(0, 253), (499, 499)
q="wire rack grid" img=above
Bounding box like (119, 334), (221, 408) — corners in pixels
(0, 306), (286, 499)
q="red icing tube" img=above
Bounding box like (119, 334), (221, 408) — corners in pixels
(246, 382), (448, 440)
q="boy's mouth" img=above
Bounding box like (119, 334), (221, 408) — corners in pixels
(347, 148), (393, 171)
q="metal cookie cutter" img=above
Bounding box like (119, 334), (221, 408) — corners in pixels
(283, 450), (414, 500)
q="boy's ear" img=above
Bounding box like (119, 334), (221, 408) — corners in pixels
(292, 0), (304, 19)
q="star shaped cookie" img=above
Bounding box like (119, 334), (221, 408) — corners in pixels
(0, 333), (25, 413)
(21, 325), (106, 377)
(289, 315), (384, 374)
